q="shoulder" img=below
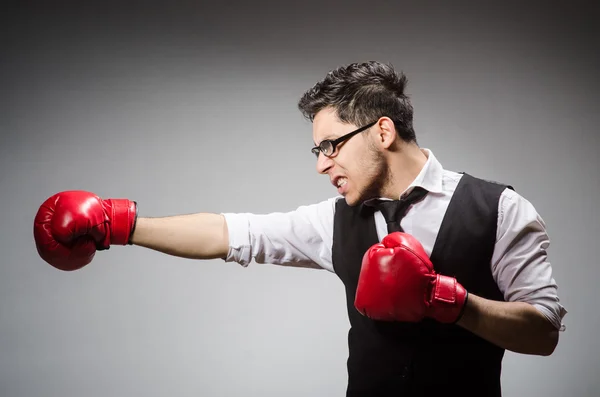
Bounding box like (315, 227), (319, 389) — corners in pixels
(222, 196), (343, 228)
(460, 172), (514, 190)
(497, 188), (546, 229)
(449, 172), (517, 207)
(288, 195), (344, 226)
(267, 195), (343, 216)
(438, 170), (513, 198)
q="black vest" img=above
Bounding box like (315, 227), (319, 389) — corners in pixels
(332, 173), (510, 397)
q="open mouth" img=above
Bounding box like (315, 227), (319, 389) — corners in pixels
(336, 177), (347, 188)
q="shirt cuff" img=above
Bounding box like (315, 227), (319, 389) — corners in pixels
(221, 213), (253, 267)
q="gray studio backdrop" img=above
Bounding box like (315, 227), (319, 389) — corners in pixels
(2, 1), (598, 397)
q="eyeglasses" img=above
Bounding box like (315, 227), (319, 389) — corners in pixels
(311, 120), (378, 158)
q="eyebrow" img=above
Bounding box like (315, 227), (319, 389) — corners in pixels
(314, 135), (336, 146)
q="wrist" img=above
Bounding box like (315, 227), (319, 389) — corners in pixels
(128, 201), (138, 244)
(103, 198), (137, 245)
(427, 274), (468, 323)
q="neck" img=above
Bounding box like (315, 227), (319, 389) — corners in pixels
(382, 143), (428, 199)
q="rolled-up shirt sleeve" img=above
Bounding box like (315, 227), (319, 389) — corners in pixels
(492, 188), (567, 331)
(220, 196), (341, 272)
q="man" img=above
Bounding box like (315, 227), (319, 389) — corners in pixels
(33, 61), (566, 396)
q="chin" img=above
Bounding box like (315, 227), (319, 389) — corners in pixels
(345, 187), (379, 207)
(343, 193), (361, 207)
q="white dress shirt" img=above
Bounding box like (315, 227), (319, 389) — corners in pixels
(222, 149), (567, 331)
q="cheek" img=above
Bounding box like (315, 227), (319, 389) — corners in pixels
(347, 153), (376, 181)
(357, 149), (377, 169)
(339, 144), (378, 181)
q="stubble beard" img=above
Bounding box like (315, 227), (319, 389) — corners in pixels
(352, 148), (393, 206)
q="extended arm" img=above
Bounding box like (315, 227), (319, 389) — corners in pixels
(129, 214), (230, 260)
(33, 190), (338, 272)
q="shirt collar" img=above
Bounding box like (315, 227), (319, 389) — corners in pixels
(364, 148), (444, 205)
(408, 148), (444, 195)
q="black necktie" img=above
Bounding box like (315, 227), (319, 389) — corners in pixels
(375, 186), (428, 233)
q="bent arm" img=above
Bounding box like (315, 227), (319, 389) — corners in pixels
(130, 213), (230, 260)
(457, 294), (559, 356)
(458, 189), (566, 356)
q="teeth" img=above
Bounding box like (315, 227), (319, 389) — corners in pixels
(337, 178), (347, 187)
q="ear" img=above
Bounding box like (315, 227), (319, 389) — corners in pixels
(374, 117), (398, 149)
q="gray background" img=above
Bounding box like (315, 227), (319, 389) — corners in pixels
(2, 1), (598, 396)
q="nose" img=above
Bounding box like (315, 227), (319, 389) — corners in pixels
(316, 153), (334, 174)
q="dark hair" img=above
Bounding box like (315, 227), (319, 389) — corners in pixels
(297, 61), (416, 143)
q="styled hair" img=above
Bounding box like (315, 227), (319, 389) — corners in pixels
(297, 61), (416, 143)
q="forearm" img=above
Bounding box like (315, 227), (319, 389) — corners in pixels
(456, 294), (559, 356)
(129, 213), (230, 260)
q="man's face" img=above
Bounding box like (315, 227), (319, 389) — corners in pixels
(312, 108), (390, 206)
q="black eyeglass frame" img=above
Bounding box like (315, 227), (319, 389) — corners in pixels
(311, 120), (378, 158)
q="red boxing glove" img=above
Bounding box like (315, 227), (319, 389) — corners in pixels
(355, 232), (467, 324)
(33, 190), (137, 271)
